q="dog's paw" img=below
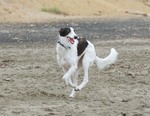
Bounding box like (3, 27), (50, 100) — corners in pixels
(75, 86), (82, 91)
(62, 75), (66, 80)
(62, 76), (69, 86)
(69, 94), (75, 98)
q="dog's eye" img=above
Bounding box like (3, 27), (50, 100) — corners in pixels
(73, 29), (75, 32)
(67, 28), (70, 33)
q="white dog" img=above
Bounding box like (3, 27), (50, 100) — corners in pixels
(56, 27), (118, 97)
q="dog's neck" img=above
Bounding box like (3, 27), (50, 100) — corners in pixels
(57, 36), (71, 49)
(57, 41), (71, 49)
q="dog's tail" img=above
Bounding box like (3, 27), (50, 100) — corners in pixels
(95, 48), (118, 70)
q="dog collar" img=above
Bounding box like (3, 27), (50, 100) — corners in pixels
(57, 41), (71, 49)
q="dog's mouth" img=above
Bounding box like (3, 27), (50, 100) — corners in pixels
(67, 36), (75, 44)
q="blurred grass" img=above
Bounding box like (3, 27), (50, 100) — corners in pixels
(41, 7), (67, 15)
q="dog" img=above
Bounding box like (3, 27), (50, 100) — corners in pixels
(56, 27), (118, 97)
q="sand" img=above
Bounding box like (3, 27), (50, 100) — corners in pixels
(0, 1), (150, 115)
(0, 18), (150, 115)
(0, 0), (150, 23)
(0, 39), (150, 115)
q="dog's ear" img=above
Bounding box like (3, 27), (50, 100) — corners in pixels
(59, 28), (71, 37)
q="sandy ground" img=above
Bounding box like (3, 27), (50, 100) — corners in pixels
(0, 1), (150, 115)
(0, 18), (150, 115)
(0, 0), (150, 23)
(0, 39), (150, 116)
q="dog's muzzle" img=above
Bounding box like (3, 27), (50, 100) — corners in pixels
(67, 36), (79, 44)
(67, 36), (74, 44)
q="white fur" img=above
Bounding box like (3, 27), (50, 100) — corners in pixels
(56, 27), (118, 97)
(95, 48), (118, 69)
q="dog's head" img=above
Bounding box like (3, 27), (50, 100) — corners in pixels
(59, 27), (79, 44)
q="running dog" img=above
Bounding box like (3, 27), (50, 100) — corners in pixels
(56, 27), (118, 97)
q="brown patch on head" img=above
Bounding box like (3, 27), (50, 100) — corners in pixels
(77, 37), (88, 56)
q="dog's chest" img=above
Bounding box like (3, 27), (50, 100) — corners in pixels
(57, 38), (88, 67)
(57, 47), (77, 66)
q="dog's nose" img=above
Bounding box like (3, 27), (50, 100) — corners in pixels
(74, 36), (79, 39)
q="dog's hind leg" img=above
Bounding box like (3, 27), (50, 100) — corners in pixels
(75, 50), (95, 91)
(75, 59), (90, 91)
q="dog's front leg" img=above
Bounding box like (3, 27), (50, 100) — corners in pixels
(69, 70), (79, 97)
(62, 64), (78, 87)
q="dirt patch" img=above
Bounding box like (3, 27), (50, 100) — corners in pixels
(0, 39), (150, 115)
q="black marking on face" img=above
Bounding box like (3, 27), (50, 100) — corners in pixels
(59, 28), (71, 37)
(77, 37), (88, 56)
